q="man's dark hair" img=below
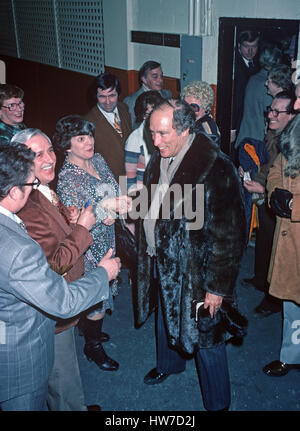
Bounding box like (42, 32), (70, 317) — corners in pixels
(0, 84), (24, 108)
(0, 143), (35, 199)
(274, 90), (296, 114)
(93, 73), (121, 96)
(53, 115), (95, 154)
(134, 90), (164, 124)
(138, 61), (161, 85)
(237, 30), (260, 45)
(151, 98), (196, 135)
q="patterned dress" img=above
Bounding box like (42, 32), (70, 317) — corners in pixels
(57, 153), (120, 313)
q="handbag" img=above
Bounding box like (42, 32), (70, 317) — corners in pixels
(114, 218), (137, 270)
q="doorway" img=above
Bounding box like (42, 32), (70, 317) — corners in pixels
(216, 17), (299, 155)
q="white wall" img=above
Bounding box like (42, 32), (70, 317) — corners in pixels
(103, 0), (300, 83)
(103, 0), (129, 69)
(103, 0), (188, 77)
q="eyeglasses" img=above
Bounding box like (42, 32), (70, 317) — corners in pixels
(1, 101), (25, 111)
(18, 178), (40, 188)
(189, 103), (205, 113)
(265, 106), (290, 117)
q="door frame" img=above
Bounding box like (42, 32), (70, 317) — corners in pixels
(216, 17), (299, 155)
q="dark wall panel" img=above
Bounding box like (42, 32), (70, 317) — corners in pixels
(1, 55), (180, 139)
(1, 55), (95, 138)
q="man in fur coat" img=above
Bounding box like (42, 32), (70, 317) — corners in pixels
(135, 99), (246, 411)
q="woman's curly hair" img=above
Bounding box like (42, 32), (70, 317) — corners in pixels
(181, 81), (214, 113)
(53, 115), (95, 154)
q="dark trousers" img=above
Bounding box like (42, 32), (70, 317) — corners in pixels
(156, 293), (231, 411)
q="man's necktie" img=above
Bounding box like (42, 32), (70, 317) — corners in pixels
(49, 188), (70, 225)
(114, 113), (123, 137)
(248, 60), (254, 69)
(50, 188), (60, 208)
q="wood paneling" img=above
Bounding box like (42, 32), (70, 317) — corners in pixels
(1, 56), (180, 139)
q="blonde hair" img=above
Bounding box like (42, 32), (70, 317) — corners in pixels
(181, 81), (214, 112)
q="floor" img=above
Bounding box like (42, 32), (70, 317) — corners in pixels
(75, 244), (300, 412)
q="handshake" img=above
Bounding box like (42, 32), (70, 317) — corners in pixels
(98, 248), (121, 281)
(68, 195), (132, 230)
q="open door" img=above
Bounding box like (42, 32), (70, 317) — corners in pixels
(216, 17), (299, 156)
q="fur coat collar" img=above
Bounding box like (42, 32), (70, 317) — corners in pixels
(278, 116), (300, 178)
(135, 133), (246, 353)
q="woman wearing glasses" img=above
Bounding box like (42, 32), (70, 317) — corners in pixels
(0, 84), (26, 145)
(181, 80), (220, 144)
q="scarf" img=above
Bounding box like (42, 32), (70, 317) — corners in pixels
(143, 133), (195, 256)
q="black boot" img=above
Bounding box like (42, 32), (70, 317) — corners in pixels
(77, 317), (110, 342)
(254, 295), (282, 317)
(83, 318), (119, 372)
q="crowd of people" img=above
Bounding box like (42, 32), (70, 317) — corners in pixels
(0, 45), (299, 412)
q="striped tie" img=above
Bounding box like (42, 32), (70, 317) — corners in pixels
(49, 188), (70, 224)
(50, 188), (60, 208)
(114, 113), (123, 137)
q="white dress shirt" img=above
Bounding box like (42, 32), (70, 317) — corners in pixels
(0, 204), (24, 226)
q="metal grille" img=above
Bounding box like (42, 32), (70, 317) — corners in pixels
(56, 0), (105, 75)
(0, 0), (105, 76)
(14, 0), (59, 67)
(0, 0), (18, 57)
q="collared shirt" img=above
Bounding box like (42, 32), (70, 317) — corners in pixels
(97, 104), (120, 128)
(241, 57), (253, 68)
(37, 184), (53, 203)
(0, 121), (26, 146)
(142, 84), (151, 92)
(0, 204), (24, 226)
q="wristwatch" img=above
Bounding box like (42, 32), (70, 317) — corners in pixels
(289, 198), (293, 210)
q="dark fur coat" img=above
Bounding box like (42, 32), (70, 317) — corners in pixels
(135, 133), (246, 354)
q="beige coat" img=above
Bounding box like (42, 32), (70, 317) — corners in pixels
(267, 153), (300, 305)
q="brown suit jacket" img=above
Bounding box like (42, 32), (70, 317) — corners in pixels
(84, 102), (132, 182)
(19, 189), (93, 332)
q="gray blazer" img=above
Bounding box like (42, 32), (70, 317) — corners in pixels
(124, 87), (172, 130)
(0, 214), (109, 403)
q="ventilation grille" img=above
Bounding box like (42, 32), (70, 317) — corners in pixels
(0, 0), (105, 76)
(56, 1), (104, 75)
(0, 0), (18, 57)
(15, 0), (59, 66)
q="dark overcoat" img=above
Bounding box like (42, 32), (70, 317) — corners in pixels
(232, 51), (259, 133)
(136, 133), (246, 354)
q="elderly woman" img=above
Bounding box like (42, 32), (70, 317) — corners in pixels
(125, 90), (163, 192)
(181, 80), (220, 143)
(53, 115), (130, 373)
(265, 64), (293, 97)
(0, 84), (26, 145)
